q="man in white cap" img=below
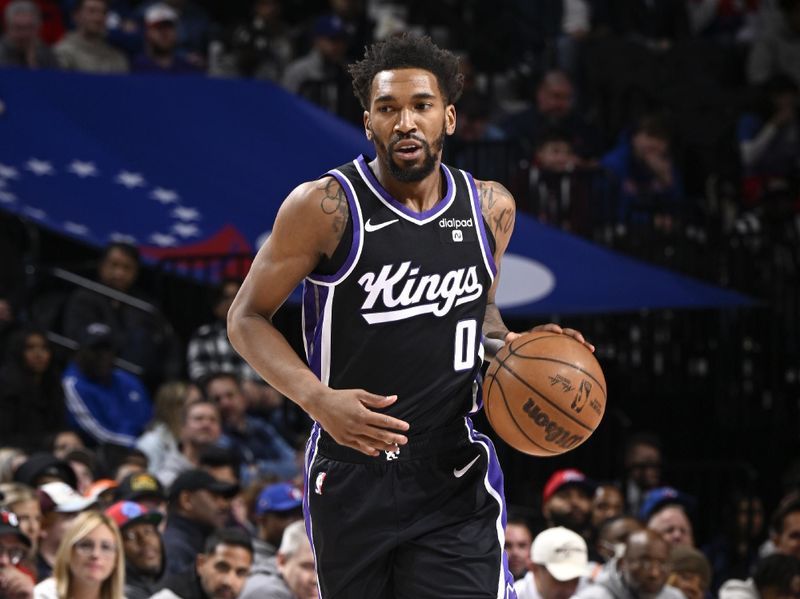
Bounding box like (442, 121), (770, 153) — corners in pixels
(515, 526), (589, 599)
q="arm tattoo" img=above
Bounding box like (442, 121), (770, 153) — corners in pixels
(319, 178), (348, 237)
(479, 181), (515, 239)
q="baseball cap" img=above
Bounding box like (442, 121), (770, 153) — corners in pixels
(542, 469), (595, 504)
(168, 469), (239, 502)
(80, 322), (114, 349)
(13, 452), (78, 489)
(639, 486), (695, 522)
(313, 14), (346, 38)
(0, 510), (32, 548)
(105, 501), (163, 530)
(531, 526), (588, 581)
(39, 482), (97, 513)
(84, 479), (118, 501)
(116, 473), (166, 502)
(145, 3), (178, 25)
(255, 483), (303, 515)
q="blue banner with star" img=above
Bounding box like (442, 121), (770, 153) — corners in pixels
(0, 68), (752, 314)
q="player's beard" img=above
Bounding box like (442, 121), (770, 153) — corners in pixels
(373, 125), (446, 183)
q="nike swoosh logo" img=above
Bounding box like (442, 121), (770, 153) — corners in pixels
(364, 218), (399, 232)
(453, 454), (480, 478)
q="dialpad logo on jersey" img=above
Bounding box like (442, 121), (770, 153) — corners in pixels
(358, 261), (484, 324)
(438, 217), (473, 229)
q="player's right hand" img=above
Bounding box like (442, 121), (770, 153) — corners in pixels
(307, 389), (410, 457)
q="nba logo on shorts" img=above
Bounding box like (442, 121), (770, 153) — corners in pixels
(452, 230), (463, 242)
(315, 472), (327, 495)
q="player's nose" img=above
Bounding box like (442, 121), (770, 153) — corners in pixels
(394, 108), (417, 134)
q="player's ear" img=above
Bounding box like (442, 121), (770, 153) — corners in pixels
(445, 104), (456, 136)
(364, 110), (372, 140)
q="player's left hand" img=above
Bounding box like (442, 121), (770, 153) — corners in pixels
(506, 323), (595, 353)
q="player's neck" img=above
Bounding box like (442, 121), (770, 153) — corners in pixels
(370, 158), (445, 214)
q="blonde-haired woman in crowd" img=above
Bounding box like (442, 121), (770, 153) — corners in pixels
(34, 511), (125, 599)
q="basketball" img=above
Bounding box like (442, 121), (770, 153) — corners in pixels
(484, 331), (606, 457)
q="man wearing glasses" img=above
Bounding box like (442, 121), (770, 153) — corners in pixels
(0, 510), (34, 599)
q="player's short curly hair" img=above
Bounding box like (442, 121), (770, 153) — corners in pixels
(348, 33), (464, 110)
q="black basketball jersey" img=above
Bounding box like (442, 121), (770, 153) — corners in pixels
(302, 155), (497, 434)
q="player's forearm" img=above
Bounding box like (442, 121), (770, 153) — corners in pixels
(227, 310), (327, 413)
(483, 301), (510, 341)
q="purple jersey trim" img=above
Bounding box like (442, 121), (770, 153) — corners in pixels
(464, 417), (517, 599)
(465, 171), (498, 278)
(302, 282), (329, 379)
(303, 423), (324, 598)
(355, 154), (455, 222)
(307, 170), (363, 285)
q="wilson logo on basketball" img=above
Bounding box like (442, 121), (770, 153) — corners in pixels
(522, 398), (585, 450)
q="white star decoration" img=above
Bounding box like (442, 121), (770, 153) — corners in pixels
(68, 161), (98, 178)
(109, 232), (138, 243)
(0, 164), (19, 179)
(149, 233), (177, 246)
(172, 206), (201, 221)
(151, 188), (180, 204)
(23, 206), (47, 219)
(115, 171), (146, 189)
(26, 159), (54, 176)
(172, 223), (200, 237)
(0, 191), (16, 203)
(64, 221), (90, 236)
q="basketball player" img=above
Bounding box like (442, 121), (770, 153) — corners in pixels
(228, 34), (593, 599)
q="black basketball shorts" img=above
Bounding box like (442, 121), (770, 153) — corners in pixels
(302, 418), (518, 599)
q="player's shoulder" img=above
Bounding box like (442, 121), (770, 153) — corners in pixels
(474, 178), (516, 215)
(275, 176), (349, 252)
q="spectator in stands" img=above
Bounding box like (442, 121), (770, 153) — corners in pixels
(687, 0), (758, 41)
(738, 74), (800, 206)
(525, 128), (598, 236)
(573, 529), (684, 599)
(161, 469), (238, 575)
(595, 515), (644, 564)
(105, 501), (165, 599)
(49, 432), (84, 461)
(109, 449), (148, 483)
(36, 482), (96, 580)
(514, 526), (589, 599)
(0, 484), (41, 559)
(602, 115), (684, 227)
(239, 520), (315, 599)
(282, 15), (349, 114)
(505, 516), (534, 582)
(62, 323), (152, 449)
(54, 0), (127, 73)
(13, 453), (77, 489)
(204, 373), (298, 483)
(61, 242), (182, 388)
(747, 0), (800, 88)
(115, 472), (167, 516)
(34, 510), (124, 599)
(0, 449), (27, 485)
(704, 492), (765, 593)
(592, 484), (625, 529)
(719, 553), (800, 599)
(153, 528), (252, 599)
(0, 1), (58, 68)
(0, 510), (34, 599)
(500, 70), (601, 161)
(622, 433), (664, 518)
(158, 399), (224, 487)
(186, 279), (259, 386)
(601, 0), (690, 47)
(84, 480), (118, 510)
(771, 493), (800, 560)
(229, 0), (292, 81)
(667, 545), (712, 599)
(137, 0), (213, 68)
(541, 469), (595, 544)
(198, 446), (240, 487)
(136, 381), (190, 474)
(0, 327), (65, 451)
(64, 449), (96, 496)
(641, 487), (696, 548)
(131, 3), (203, 74)
(250, 482), (303, 571)
(325, 0), (374, 62)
